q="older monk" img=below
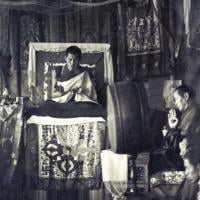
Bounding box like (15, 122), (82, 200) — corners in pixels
(168, 84), (200, 137)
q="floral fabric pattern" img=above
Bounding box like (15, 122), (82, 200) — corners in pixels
(150, 171), (185, 187)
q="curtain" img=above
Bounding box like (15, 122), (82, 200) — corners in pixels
(0, 0), (120, 14)
(0, 8), (10, 94)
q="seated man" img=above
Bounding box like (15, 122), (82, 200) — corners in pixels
(26, 46), (105, 119)
(150, 84), (200, 175)
(51, 46), (97, 103)
(168, 84), (200, 138)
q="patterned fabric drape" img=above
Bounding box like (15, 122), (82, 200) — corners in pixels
(26, 118), (106, 191)
(126, 0), (161, 56)
(20, 13), (41, 69)
(0, 103), (24, 187)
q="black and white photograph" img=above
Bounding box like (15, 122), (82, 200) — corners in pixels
(0, 0), (200, 200)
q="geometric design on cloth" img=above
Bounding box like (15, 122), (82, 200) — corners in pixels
(43, 137), (78, 176)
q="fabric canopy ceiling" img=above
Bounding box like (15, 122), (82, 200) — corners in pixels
(0, 0), (120, 14)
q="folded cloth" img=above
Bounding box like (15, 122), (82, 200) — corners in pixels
(100, 150), (128, 182)
(25, 100), (106, 119)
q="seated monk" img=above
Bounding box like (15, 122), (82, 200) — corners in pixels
(51, 46), (97, 104)
(149, 84), (200, 175)
(26, 46), (105, 119)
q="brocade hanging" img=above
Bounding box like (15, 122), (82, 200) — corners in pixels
(26, 117), (106, 190)
(0, 103), (24, 187)
(19, 13), (41, 69)
(126, 0), (161, 56)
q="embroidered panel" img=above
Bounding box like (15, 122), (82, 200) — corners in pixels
(126, 0), (162, 56)
(26, 121), (106, 190)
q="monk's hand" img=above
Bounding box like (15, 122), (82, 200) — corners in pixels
(77, 87), (82, 94)
(168, 109), (179, 129)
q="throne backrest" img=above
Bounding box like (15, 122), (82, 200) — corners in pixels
(28, 43), (114, 106)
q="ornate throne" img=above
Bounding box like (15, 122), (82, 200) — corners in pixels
(25, 43), (114, 194)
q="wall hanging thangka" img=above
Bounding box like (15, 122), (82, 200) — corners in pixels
(126, 0), (162, 56)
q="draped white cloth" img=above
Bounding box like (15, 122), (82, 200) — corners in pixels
(27, 116), (105, 125)
(101, 150), (128, 200)
(101, 150), (128, 182)
(52, 71), (98, 103)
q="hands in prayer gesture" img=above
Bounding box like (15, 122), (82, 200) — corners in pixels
(168, 109), (179, 129)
